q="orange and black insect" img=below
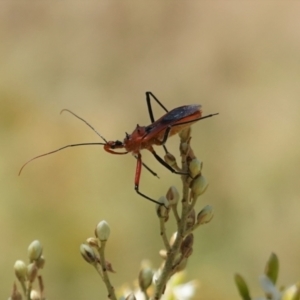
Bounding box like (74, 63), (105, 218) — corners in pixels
(19, 92), (218, 205)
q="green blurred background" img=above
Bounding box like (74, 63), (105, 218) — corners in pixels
(1, 2), (300, 299)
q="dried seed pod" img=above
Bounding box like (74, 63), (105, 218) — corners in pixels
(180, 234), (194, 258)
(79, 244), (97, 264)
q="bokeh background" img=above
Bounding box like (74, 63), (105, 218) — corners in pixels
(1, 2), (300, 299)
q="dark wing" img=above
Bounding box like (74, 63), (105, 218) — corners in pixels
(144, 104), (201, 139)
(160, 105), (201, 124)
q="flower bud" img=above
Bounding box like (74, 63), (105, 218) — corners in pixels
(179, 127), (191, 142)
(138, 267), (154, 290)
(27, 263), (38, 282)
(159, 249), (167, 259)
(164, 153), (178, 169)
(155, 196), (169, 219)
(190, 175), (208, 198)
(80, 244), (97, 264)
(30, 290), (41, 300)
(259, 274), (280, 299)
(14, 260), (27, 282)
(180, 142), (189, 155)
(125, 293), (137, 300)
(180, 234), (194, 258)
(28, 240), (43, 262)
(189, 158), (202, 178)
(197, 205), (214, 225)
(166, 186), (179, 206)
(35, 255), (45, 269)
(87, 237), (100, 248)
(95, 220), (110, 241)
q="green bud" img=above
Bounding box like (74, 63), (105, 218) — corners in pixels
(265, 252), (279, 284)
(234, 273), (251, 300)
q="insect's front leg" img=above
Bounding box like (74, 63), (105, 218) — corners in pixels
(134, 152), (164, 205)
(145, 91), (168, 123)
(148, 146), (189, 176)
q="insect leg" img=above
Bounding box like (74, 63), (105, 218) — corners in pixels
(145, 92), (168, 122)
(145, 91), (169, 154)
(134, 155), (160, 179)
(149, 147), (189, 176)
(134, 153), (163, 205)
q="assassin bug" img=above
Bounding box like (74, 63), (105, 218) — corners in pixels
(19, 92), (218, 205)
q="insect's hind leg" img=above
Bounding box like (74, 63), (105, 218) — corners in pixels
(145, 92), (169, 154)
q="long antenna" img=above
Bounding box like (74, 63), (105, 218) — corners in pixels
(61, 109), (108, 143)
(19, 142), (105, 175)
